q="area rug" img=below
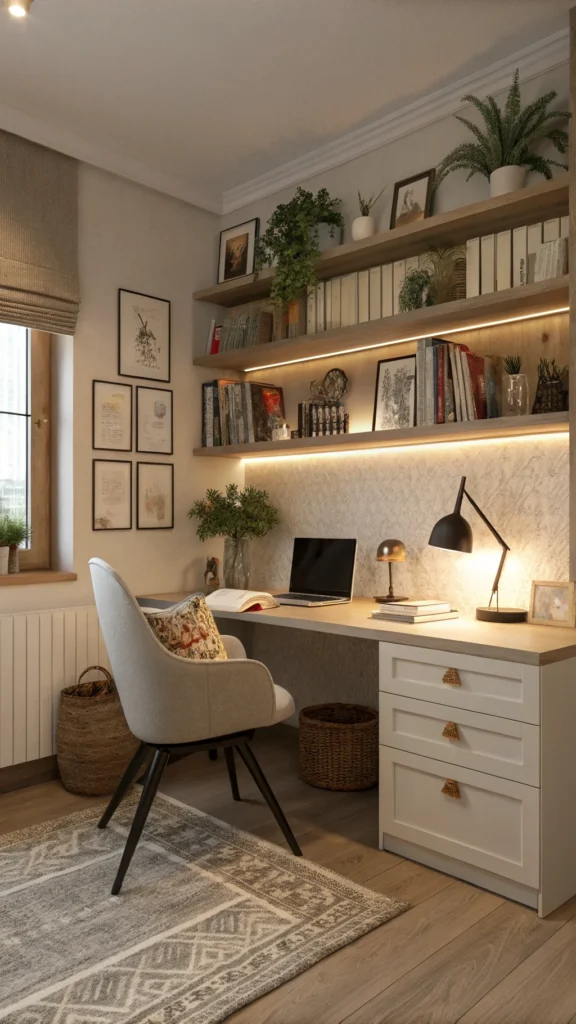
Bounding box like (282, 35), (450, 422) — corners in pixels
(0, 793), (407, 1024)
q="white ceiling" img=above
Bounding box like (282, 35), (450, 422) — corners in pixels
(0, 0), (572, 213)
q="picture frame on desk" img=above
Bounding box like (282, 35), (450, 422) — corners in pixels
(372, 355), (417, 431)
(528, 581), (576, 628)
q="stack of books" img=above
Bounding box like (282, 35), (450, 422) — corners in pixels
(202, 380), (284, 447)
(416, 337), (500, 425)
(206, 311), (273, 355)
(371, 600), (458, 624)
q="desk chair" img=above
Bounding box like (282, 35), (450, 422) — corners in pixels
(89, 558), (302, 895)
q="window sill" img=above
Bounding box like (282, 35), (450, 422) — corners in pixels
(0, 571), (77, 587)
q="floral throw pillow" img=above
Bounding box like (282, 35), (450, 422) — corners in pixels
(144, 594), (227, 661)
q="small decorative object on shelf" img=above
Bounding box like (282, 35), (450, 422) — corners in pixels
(352, 186), (386, 241)
(399, 268), (432, 311)
(434, 69), (570, 198)
(532, 358), (568, 414)
(271, 419), (290, 441)
(528, 580), (576, 628)
(399, 246), (466, 312)
(375, 539), (407, 603)
(390, 169), (435, 229)
(373, 355), (416, 430)
(189, 484), (280, 591)
(203, 556), (220, 594)
(297, 368), (349, 438)
(217, 218), (259, 284)
(502, 354), (529, 416)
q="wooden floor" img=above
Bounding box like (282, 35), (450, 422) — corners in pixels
(3, 725), (576, 1024)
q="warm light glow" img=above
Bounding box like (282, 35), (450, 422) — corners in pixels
(6, 0), (31, 15)
(241, 431), (569, 464)
(244, 306), (569, 372)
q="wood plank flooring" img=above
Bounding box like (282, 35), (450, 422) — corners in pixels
(3, 724), (576, 1023)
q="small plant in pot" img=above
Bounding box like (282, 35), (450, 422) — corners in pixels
(532, 358), (568, 414)
(0, 513), (30, 575)
(352, 186), (386, 241)
(502, 354), (529, 416)
(188, 484), (280, 590)
(255, 187), (344, 311)
(435, 69), (570, 198)
(399, 245), (465, 311)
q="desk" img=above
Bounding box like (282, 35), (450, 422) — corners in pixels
(142, 591), (576, 917)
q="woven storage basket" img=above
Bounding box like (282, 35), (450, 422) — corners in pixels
(56, 666), (140, 796)
(299, 703), (378, 791)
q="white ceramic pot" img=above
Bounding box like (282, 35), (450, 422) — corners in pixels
(0, 547), (9, 576)
(351, 216), (375, 241)
(490, 166), (526, 198)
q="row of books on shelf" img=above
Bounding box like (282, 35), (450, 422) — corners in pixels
(202, 380), (285, 447)
(416, 337), (499, 425)
(205, 310), (273, 355)
(296, 401), (349, 437)
(466, 216), (569, 297)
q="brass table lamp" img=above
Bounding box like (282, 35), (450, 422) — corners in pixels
(375, 539), (407, 603)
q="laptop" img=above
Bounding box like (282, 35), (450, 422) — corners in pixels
(275, 538), (357, 607)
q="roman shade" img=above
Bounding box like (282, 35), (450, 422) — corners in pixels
(0, 130), (79, 335)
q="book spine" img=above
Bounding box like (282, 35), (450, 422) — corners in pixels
(526, 223), (542, 284)
(495, 230), (512, 291)
(561, 215), (569, 240)
(480, 235), (495, 294)
(381, 263), (393, 318)
(416, 339), (426, 426)
(393, 259), (406, 314)
(202, 383), (212, 447)
(340, 273), (358, 327)
(316, 282), (325, 332)
(437, 344), (445, 424)
(369, 266), (382, 320)
(465, 238), (480, 297)
(461, 351), (475, 419)
(330, 277), (341, 329)
(212, 382), (221, 446)
(244, 382), (255, 443)
(433, 345), (438, 424)
(358, 270), (370, 323)
(210, 325), (221, 355)
(543, 218), (560, 242)
(448, 346), (460, 421)
(324, 280), (333, 330)
(425, 341), (434, 426)
(306, 286), (317, 335)
(206, 318), (216, 355)
(454, 346), (468, 421)
(512, 226), (528, 287)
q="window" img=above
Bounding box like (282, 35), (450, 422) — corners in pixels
(0, 325), (51, 570)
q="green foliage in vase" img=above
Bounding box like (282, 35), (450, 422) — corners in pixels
(435, 69), (570, 190)
(537, 357), (568, 383)
(255, 187), (344, 308)
(0, 514), (31, 548)
(188, 484), (280, 541)
(503, 354), (522, 375)
(398, 269), (432, 312)
(357, 186), (386, 216)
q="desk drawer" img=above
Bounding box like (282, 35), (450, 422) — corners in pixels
(380, 746), (539, 886)
(379, 643), (540, 724)
(380, 693), (540, 785)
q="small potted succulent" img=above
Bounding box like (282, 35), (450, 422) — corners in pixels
(502, 355), (529, 416)
(352, 186), (386, 241)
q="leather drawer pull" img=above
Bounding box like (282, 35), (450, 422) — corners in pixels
(441, 779), (461, 799)
(443, 668), (461, 687)
(442, 721), (460, 741)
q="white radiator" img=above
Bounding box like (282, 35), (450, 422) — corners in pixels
(0, 605), (110, 768)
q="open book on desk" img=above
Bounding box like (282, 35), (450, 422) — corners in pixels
(205, 589), (280, 614)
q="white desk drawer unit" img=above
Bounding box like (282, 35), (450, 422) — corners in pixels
(378, 641), (576, 917)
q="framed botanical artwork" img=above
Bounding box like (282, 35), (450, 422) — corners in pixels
(373, 355), (417, 431)
(390, 169), (435, 230)
(136, 386), (173, 455)
(92, 380), (132, 452)
(528, 581), (576, 628)
(217, 218), (259, 283)
(92, 460), (132, 531)
(118, 289), (171, 382)
(137, 462), (174, 530)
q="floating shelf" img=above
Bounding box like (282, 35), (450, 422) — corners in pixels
(193, 412), (568, 460)
(193, 176), (568, 308)
(193, 276), (569, 372)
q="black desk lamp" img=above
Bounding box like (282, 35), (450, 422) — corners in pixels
(428, 476), (527, 623)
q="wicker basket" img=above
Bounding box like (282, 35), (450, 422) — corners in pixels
(56, 666), (140, 796)
(299, 703), (378, 791)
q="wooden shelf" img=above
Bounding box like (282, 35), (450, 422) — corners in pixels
(193, 276), (569, 372)
(193, 176), (568, 308)
(193, 412), (568, 460)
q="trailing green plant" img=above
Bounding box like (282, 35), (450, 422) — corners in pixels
(188, 484), (279, 541)
(0, 513), (31, 547)
(435, 69), (570, 189)
(536, 358), (568, 383)
(357, 186), (386, 216)
(503, 355), (522, 375)
(255, 187), (343, 308)
(399, 269), (432, 312)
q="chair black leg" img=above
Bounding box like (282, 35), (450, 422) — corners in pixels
(98, 742), (150, 830)
(235, 742), (302, 856)
(111, 748), (170, 896)
(224, 746), (241, 801)
(208, 749), (218, 761)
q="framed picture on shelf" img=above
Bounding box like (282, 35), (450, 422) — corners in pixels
(92, 380), (132, 452)
(390, 169), (435, 230)
(118, 289), (171, 382)
(136, 386), (173, 455)
(92, 459), (132, 531)
(137, 462), (174, 529)
(528, 581), (576, 628)
(372, 355), (417, 431)
(217, 218), (259, 283)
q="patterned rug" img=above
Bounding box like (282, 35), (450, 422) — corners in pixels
(0, 793), (407, 1024)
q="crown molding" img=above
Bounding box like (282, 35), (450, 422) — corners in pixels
(0, 101), (222, 214)
(222, 28), (569, 215)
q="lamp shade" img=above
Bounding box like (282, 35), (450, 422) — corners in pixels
(428, 512), (473, 553)
(376, 539), (406, 562)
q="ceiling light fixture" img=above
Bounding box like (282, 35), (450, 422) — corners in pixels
(6, 0), (32, 16)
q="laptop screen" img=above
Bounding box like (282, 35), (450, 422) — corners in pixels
(289, 538), (357, 598)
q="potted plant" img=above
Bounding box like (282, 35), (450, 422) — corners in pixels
(435, 69), (570, 198)
(188, 484), (280, 590)
(532, 358), (568, 414)
(2, 515), (32, 573)
(502, 354), (529, 416)
(255, 187), (344, 309)
(399, 245), (465, 311)
(0, 514), (10, 576)
(352, 186), (386, 241)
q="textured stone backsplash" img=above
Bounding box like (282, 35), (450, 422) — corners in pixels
(245, 436), (569, 618)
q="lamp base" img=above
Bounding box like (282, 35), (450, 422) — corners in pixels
(476, 607), (527, 624)
(374, 595), (408, 604)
